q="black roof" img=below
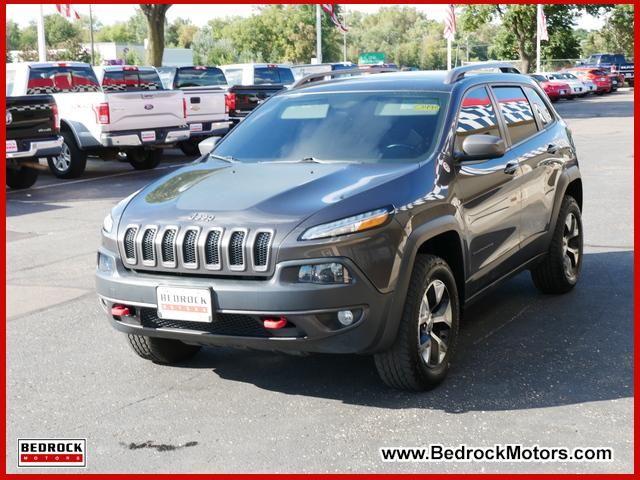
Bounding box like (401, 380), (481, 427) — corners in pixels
(288, 70), (537, 95)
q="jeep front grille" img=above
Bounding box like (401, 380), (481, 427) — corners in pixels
(119, 225), (274, 275)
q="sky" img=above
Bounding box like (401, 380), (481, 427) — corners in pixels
(6, 3), (606, 30)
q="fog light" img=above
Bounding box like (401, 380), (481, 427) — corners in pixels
(97, 252), (115, 273)
(337, 310), (354, 326)
(298, 263), (351, 284)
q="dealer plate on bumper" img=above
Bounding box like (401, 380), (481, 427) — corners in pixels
(156, 286), (213, 323)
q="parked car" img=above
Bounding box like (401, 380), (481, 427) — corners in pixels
(6, 61), (188, 178)
(157, 66), (231, 155)
(578, 53), (634, 87)
(564, 68), (612, 94)
(96, 62), (583, 391)
(5, 94), (63, 189)
(220, 64), (294, 125)
(528, 74), (571, 102)
(291, 62), (356, 81)
(543, 72), (587, 98)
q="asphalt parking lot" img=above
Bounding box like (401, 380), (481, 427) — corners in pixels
(6, 90), (634, 473)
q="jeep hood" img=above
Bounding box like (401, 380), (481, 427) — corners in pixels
(119, 160), (417, 229)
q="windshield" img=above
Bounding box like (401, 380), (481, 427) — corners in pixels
(530, 74), (546, 82)
(213, 91), (448, 164)
(175, 67), (227, 88)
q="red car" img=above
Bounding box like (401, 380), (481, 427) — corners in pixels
(529, 74), (571, 102)
(566, 68), (612, 94)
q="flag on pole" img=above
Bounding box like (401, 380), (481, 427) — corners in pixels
(321, 4), (348, 33)
(56, 4), (81, 21)
(537, 5), (549, 42)
(443, 4), (456, 41)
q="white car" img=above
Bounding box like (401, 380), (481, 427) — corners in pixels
(7, 62), (190, 178)
(543, 72), (587, 98)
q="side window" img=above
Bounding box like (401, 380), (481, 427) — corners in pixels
(492, 86), (538, 144)
(525, 87), (554, 128)
(455, 86), (501, 152)
(224, 69), (243, 86)
(6, 69), (16, 96)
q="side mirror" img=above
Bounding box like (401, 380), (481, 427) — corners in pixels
(456, 134), (505, 161)
(198, 136), (219, 156)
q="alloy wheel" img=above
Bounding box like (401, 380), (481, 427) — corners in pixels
(562, 212), (581, 279)
(52, 142), (72, 172)
(417, 279), (452, 368)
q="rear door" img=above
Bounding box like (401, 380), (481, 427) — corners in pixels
(173, 67), (227, 127)
(454, 86), (524, 293)
(100, 68), (186, 132)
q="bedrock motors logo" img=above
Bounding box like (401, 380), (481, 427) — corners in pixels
(18, 439), (86, 467)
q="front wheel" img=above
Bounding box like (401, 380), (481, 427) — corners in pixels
(374, 254), (460, 391)
(530, 195), (583, 294)
(127, 149), (162, 170)
(6, 166), (38, 189)
(48, 130), (87, 179)
(127, 334), (201, 364)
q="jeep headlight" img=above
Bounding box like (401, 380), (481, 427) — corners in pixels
(102, 213), (114, 233)
(298, 263), (351, 284)
(300, 207), (393, 241)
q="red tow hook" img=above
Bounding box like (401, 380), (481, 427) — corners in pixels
(112, 305), (132, 317)
(263, 317), (288, 330)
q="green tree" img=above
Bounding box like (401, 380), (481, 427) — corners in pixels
(7, 20), (21, 52)
(601, 4), (634, 58)
(461, 4), (612, 72)
(139, 4), (172, 66)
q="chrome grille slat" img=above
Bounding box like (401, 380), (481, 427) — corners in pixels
(122, 224), (273, 275)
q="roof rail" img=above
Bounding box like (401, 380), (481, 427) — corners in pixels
(444, 62), (521, 84)
(292, 67), (398, 89)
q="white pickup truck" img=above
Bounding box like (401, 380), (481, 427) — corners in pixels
(157, 66), (231, 155)
(6, 62), (190, 178)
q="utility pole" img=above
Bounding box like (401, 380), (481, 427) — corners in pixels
(89, 5), (95, 64)
(37, 4), (47, 62)
(316, 4), (322, 64)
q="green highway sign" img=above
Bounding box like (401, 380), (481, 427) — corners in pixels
(358, 52), (385, 65)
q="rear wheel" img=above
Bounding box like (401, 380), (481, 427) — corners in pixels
(127, 334), (201, 364)
(48, 130), (87, 179)
(374, 254), (460, 391)
(6, 166), (38, 189)
(127, 148), (162, 170)
(530, 195), (583, 294)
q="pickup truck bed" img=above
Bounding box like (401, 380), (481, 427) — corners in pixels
(6, 94), (63, 189)
(226, 84), (286, 124)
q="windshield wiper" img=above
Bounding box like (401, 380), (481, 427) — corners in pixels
(209, 154), (239, 163)
(262, 157), (361, 164)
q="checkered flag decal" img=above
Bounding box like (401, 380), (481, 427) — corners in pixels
(7, 103), (53, 113)
(27, 86), (57, 95)
(499, 101), (535, 125)
(27, 85), (100, 94)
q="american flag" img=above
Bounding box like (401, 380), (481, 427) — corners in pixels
(443, 4), (456, 41)
(56, 4), (80, 21)
(321, 4), (348, 33)
(537, 5), (549, 42)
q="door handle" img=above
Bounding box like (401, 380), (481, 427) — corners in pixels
(547, 144), (559, 154)
(504, 162), (518, 175)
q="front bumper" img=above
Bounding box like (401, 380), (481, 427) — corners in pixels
(96, 250), (394, 354)
(6, 135), (63, 159)
(100, 126), (190, 147)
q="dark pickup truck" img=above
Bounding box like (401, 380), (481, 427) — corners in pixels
(225, 84), (286, 126)
(578, 53), (634, 86)
(6, 95), (63, 189)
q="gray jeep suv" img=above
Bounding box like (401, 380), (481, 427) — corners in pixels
(96, 63), (583, 391)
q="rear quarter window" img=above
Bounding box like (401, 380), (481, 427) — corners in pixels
(525, 87), (554, 128)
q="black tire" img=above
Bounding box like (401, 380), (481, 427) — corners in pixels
(127, 334), (201, 364)
(6, 166), (38, 189)
(128, 149), (162, 170)
(530, 195), (583, 294)
(47, 130), (87, 179)
(568, 95), (576, 100)
(179, 139), (201, 156)
(374, 254), (460, 391)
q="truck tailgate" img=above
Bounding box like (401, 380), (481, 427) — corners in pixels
(6, 95), (57, 140)
(102, 90), (186, 132)
(181, 87), (227, 124)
